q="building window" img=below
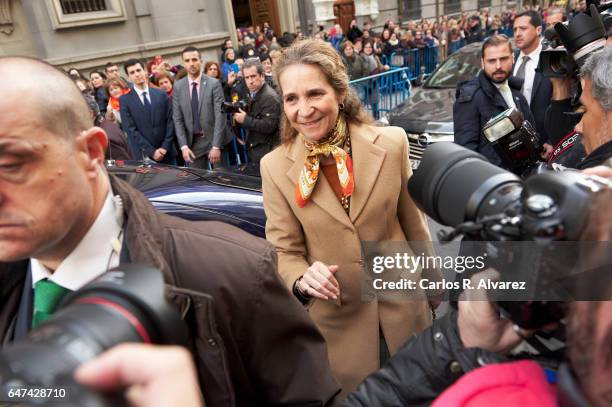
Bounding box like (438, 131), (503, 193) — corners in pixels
(444, 0), (461, 15)
(478, 0), (491, 8)
(46, 0), (126, 29)
(398, 0), (421, 20)
(60, 0), (108, 14)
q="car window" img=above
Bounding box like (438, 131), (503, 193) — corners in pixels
(425, 48), (481, 88)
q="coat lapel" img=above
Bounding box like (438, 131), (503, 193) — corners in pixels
(348, 123), (386, 222)
(198, 77), (207, 112)
(285, 135), (354, 230)
(181, 79), (193, 126)
(531, 71), (542, 105)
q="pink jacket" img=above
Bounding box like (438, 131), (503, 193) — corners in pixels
(433, 360), (558, 407)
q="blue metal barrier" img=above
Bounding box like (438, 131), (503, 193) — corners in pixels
(388, 46), (439, 80)
(349, 67), (412, 120)
(448, 39), (465, 55)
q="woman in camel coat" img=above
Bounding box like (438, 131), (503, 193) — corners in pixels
(260, 39), (442, 396)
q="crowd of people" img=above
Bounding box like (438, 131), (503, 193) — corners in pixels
(0, 2), (609, 406)
(63, 2), (597, 169)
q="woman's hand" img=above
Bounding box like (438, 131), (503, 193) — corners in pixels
(297, 261), (340, 300)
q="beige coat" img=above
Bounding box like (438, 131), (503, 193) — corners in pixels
(261, 122), (442, 396)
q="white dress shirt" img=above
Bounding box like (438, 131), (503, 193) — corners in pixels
(133, 85), (151, 105)
(513, 41), (542, 106)
(31, 190), (124, 291)
(494, 81), (517, 110)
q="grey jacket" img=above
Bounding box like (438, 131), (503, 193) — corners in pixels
(172, 75), (228, 152)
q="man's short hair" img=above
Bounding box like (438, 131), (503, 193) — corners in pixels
(580, 47), (612, 112)
(105, 62), (118, 72)
(516, 10), (542, 28)
(548, 7), (567, 19)
(123, 58), (144, 75)
(242, 58), (264, 75)
(181, 46), (200, 59)
(481, 34), (513, 58)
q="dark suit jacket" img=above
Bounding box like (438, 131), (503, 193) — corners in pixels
(453, 71), (536, 167)
(514, 49), (553, 144)
(120, 87), (176, 163)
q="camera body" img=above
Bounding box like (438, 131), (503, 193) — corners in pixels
(408, 143), (610, 328)
(482, 108), (542, 176)
(221, 99), (249, 114)
(0, 265), (188, 406)
(539, 3), (609, 78)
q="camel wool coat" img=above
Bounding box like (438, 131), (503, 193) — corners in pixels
(261, 122), (443, 396)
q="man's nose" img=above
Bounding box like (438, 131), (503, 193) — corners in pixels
(574, 118), (584, 134)
(297, 100), (313, 116)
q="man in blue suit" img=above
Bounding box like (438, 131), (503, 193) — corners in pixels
(120, 59), (176, 164)
(513, 11), (553, 158)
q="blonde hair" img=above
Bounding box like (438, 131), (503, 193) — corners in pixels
(273, 39), (373, 144)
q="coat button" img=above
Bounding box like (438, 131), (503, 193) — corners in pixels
(208, 338), (217, 347)
(434, 332), (443, 341)
(449, 360), (463, 374)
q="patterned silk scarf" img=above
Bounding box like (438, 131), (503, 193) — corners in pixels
(295, 116), (354, 208)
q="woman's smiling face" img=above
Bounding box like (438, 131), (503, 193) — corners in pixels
(278, 64), (343, 143)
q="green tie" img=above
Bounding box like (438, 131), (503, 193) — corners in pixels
(32, 279), (71, 329)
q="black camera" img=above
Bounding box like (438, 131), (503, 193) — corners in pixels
(482, 108), (542, 176)
(539, 3), (609, 78)
(409, 143), (610, 328)
(221, 99), (249, 114)
(0, 264), (188, 406)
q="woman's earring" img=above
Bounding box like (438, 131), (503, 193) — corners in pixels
(339, 102), (345, 110)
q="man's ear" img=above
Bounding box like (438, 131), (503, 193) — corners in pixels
(75, 127), (108, 175)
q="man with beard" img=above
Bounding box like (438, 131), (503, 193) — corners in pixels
(453, 35), (536, 168)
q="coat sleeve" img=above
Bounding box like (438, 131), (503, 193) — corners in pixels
(241, 92), (281, 139)
(172, 84), (189, 148)
(246, 244), (342, 406)
(453, 90), (481, 152)
(396, 129), (444, 289)
(211, 80), (227, 149)
(343, 311), (506, 406)
(120, 97), (156, 158)
(162, 93), (175, 152)
(261, 156), (311, 292)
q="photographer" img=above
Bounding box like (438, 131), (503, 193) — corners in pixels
(232, 58), (281, 164)
(453, 35), (537, 170)
(574, 46), (612, 168)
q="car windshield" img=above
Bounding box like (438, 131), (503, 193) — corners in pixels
(424, 48), (481, 88)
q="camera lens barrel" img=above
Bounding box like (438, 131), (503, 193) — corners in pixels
(408, 143), (521, 227)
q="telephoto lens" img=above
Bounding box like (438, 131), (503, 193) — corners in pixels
(0, 264), (188, 406)
(408, 142), (522, 228)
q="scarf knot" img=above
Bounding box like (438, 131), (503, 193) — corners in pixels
(295, 116), (354, 208)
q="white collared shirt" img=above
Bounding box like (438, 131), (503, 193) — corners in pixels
(30, 190), (123, 291)
(188, 74), (202, 100)
(513, 40), (542, 106)
(133, 85), (151, 105)
(494, 80), (517, 110)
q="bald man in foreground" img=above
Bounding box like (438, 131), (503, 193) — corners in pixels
(0, 57), (340, 406)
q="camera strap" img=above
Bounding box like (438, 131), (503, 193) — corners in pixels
(119, 228), (131, 264)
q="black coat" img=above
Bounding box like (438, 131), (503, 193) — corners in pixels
(241, 82), (281, 149)
(343, 310), (592, 407)
(453, 71), (536, 168)
(577, 141), (612, 169)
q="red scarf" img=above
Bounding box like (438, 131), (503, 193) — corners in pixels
(109, 88), (130, 111)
